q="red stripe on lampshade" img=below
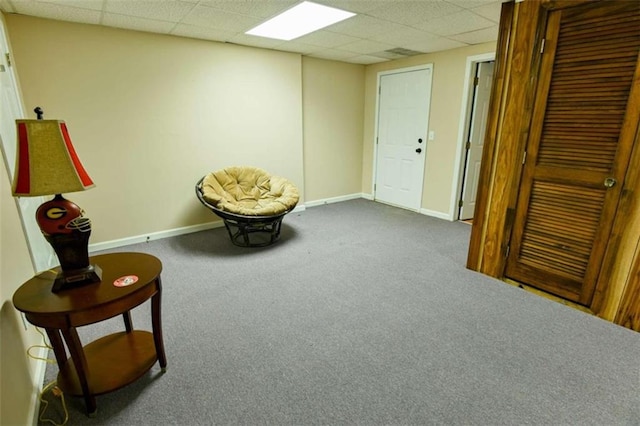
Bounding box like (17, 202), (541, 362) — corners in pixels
(14, 122), (31, 194)
(60, 122), (94, 187)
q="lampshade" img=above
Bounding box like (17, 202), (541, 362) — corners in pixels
(12, 119), (94, 196)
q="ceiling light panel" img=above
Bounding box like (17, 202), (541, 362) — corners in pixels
(246, 1), (356, 41)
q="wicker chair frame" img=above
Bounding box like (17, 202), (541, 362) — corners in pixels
(195, 177), (292, 247)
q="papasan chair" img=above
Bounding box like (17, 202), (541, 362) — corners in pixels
(196, 166), (300, 247)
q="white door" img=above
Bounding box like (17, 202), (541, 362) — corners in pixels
(460, 61), (494, 220)
(0, 19), (55, 272)
(375, 67), (432, 211)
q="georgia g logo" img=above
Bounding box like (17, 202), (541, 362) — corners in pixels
(46, 207), (68, 220)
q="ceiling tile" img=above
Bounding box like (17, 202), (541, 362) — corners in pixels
(324, 14), (391, 39)
(308, 48), (361, 61)
(338, 39), (396, 55)
(197, 0), (297, 18)
(0, 0), (14, 13)
(39, 0), (104, 12)
(11, 2), (101, 24)
(181, 5), (260, 32)
(228, 33), (284, 50)
(448, 25), (498, 44)
(314, 0), (391, 14)
(294, 30), (360, 49)
(102, 13), (176, 33)
(372, 20), (430, 40)
(367, 49), (424, 60)
(170, 23), (236, 42)
(403, 37), (467, 53)
(275, 41), (324, 55)
(471, 2), (503, 22)
(367, 0), (463, 26)
(445, 0), (501, 9)
(368, 25), (439, 46)
(416, 10), (495, 36)
(348, 54), (389, 64)
(104, 1), (195, 22)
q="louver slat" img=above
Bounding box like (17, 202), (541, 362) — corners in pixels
(537, 8), (639, 172)
(519, 182), (605, 282)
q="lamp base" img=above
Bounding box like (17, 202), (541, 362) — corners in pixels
(52, 264), (102, 293)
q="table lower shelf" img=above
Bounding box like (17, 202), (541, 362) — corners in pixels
(58, 330), (158, 396)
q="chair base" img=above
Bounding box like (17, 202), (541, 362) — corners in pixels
(221, 214), (284, 247)
(195, 176), (294, 248)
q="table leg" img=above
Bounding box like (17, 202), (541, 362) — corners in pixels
(45, 328), (67, 371)
(122, 311), (133, 332)
(60, 327), (97, 416)
(151, 278), (167, 372)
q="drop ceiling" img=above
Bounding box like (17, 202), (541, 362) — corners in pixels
(0, 0), (504, 64)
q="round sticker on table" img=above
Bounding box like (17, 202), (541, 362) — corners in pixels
(114, 275), (139, 287)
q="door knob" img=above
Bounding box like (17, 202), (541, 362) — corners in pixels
(416, 148), (422, 153)
(604, 177), (617, 188)
(418, 138), (423, 143)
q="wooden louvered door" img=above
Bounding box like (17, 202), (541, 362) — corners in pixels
(505, 1), (640, 306)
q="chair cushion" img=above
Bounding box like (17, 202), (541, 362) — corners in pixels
(201, 166), (299, 216)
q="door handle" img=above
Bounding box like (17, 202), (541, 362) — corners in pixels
(604, 177), (617, 188)
(416, 148), (422, 154)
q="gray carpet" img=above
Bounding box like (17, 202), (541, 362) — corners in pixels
(39, 199), (639, 425)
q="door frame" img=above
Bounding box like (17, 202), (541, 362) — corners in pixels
(451, 52), (495, 221)
(0, 16), (55, 273)
(372, 63), (433, 212)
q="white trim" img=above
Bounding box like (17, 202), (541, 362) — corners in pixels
(373, 63), (434, 209)
(89, 221), (225, 253)
(372, 73), (381, 198)
(361, 192), (374, 201)
(449, 52), (495, 221)
(89, 205), (307, 252)
(29, 346), (48, 426)
(420, 208), (453, 221)
(305, 193), (364, 208)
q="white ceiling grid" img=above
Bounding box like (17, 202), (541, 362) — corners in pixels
(0, 0), (503, 64)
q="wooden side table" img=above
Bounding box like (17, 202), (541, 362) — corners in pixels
(13, 252), (167, 416)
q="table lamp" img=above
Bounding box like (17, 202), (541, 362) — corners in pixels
(12, 107), (102, 292)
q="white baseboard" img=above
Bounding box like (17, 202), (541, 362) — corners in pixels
(420, 208), (453, 221)
(89, 205), (308, 253)
(89, 221), (225, 253)
(370, 197), (451, 221)
(305, 193), (368, 208)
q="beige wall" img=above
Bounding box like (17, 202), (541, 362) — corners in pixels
(302, 57), (364, 201)
(363, 42), (496, 216)
(6, 15), (305, 243)
(1, 153), (43, 426)
(6, 15), (368, 245)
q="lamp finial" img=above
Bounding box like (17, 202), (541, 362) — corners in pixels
(34, 106), (43, 120)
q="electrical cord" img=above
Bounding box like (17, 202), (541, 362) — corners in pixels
(38, 380), (69, 426)
(27, 326), (55, 364)
(27, 327), (69, 426)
